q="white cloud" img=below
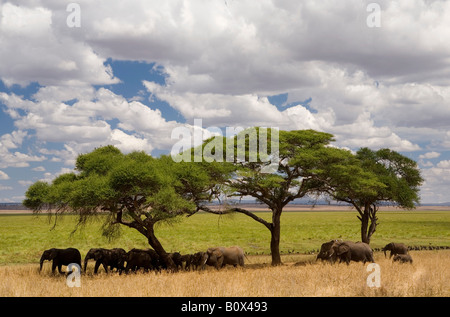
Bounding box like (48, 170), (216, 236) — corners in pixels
(0, 171), (10, 180)
(1, 0), (450, 203)
(0, 131), (46, 169)
(0, 86), (187, 163)
(18, 180), (33, 186)
(0, 131), (27, 149)
(419, 152), (441, 160)
(31, 166), (46, 172)
(0, 3), (118, 87)
(436, 160), (450, 169)
(420, 160), (450, 204)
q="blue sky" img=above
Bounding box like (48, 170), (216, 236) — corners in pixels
(1, 1), (450, 204)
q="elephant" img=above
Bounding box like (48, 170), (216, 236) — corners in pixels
(317, 240), (342, 262)
(382, 242), (409, 259)
(335, 241), (375, 265)
(205, 246), (247, 269)
(123, 249), (153, 273)
(393, 254), (413, 264)
(123, 248), (161, 273)
(180, 254), (193, 271)
(190, 251), (208, 270)
(168, 252), (183, 271)
(40, 248), (81, 274)
(84, 248), (126, 273)
(316, 240), (374, 264)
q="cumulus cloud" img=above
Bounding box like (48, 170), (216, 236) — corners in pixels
(419, 152), (441, 160)
(1, 0), (450, 202)
(420, 160), (450, 204)
(0, 130), (45, 168)
(0, 2), (118, 87)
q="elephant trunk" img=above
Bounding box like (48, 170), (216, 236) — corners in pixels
(39, 256), (45, 272)
(84, 254), (94, 272)
(383, 249), (387, 258)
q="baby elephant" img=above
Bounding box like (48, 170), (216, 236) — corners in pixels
(393, 254), (413, 264)
(382, 242), (409, 259)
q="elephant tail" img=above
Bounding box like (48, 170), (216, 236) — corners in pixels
(243, 253), (250, 263)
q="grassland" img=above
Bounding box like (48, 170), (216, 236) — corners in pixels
(0, 210), (449, 265)
(0, 209), (449, 297)
(1, 251), (448, 296)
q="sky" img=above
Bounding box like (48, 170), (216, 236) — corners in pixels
(0, 0), (450, 204)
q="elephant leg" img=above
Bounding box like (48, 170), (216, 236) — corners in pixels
(58, 264), (64, 274)
(51, 261), (57, 273)
(94, 261), (101, 274)
(102, 262), (108, 273)
(216, 257), (224, 269)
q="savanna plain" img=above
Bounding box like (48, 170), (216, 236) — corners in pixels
(0, 209), (449, 297)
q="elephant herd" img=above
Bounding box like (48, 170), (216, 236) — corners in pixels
(39, 246), (247, 274)
(316, 240), (413, 264)
(39, 241), (414, 274)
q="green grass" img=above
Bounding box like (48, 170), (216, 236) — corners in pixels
(0, 210), (449, 265)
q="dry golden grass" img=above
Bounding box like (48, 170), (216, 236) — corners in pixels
(1, 251), (448, 297)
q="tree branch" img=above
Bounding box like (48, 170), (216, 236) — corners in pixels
(198, 205), (272, 231)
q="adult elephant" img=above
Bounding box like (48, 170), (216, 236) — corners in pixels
(168, 252), (183, 271)
(40, 248), (81, 274)
(181, 254), (193, 271)
(317, 240), (342, 262)
(84, 248), (126, 273)
(123, 248), (159, 273)
(382, 242), (408, 258)
(190, 252), (208, 270)
(205, 246), (246, 269)
(316, 240), (374, 264)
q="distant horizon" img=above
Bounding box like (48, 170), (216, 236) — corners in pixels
(2, 200), (450, 208)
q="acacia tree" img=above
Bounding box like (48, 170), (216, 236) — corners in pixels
(24, 145), (228, 269)
(197, 128), (366, 266)
(321, 147), (423, 244)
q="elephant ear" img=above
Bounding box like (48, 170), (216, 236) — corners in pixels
(49, 249), (58, 260)
(337, 244), (350, 255)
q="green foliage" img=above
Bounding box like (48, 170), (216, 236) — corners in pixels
(356, 148), (423, 208)
(23, 181), (51, 211)
(23, 146), (230, 250)
(75, 145), (123, 176)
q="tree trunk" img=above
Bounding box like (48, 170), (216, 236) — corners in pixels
(360, 203), (378, 244)
(360, 211), (370, 244)
(146, 222), (176, 271)
(270, 209), (282, 266)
